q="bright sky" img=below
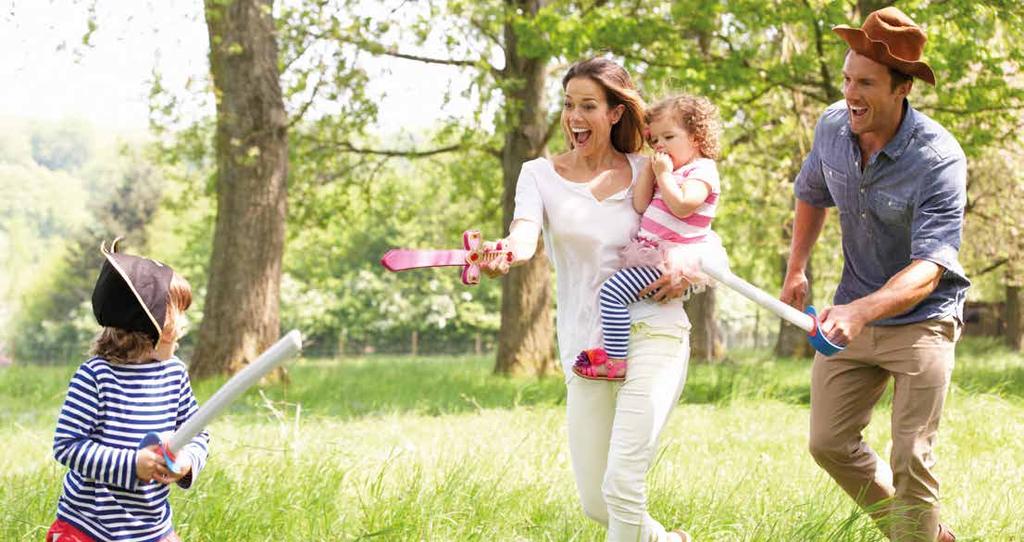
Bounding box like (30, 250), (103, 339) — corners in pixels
(0, 0), (474, 136)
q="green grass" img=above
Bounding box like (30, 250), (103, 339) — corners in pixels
(2, 338), (1023, 541)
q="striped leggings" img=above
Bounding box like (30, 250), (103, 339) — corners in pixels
(598, 266), (662, 358)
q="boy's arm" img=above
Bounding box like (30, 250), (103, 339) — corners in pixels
(656, 174), (711, 218)
(633, 164), (656, 214)
(53, 366), (141, 490)
(173, 370), (210, 489)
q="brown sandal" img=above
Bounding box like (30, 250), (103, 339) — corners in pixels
(671, 529), (692, 542)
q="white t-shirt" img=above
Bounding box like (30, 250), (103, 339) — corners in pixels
(513, 154), (691, 377)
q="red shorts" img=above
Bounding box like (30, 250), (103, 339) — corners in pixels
(47, 519), (182, 542)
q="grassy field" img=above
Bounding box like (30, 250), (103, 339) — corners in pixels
(2, 338), (1022, 541)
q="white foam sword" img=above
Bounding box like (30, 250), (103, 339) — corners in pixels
(138, 330), (303, 473)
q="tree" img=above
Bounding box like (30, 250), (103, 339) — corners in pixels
(685, 289), (724, 361)
(189, 0), (290, 377)
(323, 0), (559, 375)
(962, 145), (1024, 351)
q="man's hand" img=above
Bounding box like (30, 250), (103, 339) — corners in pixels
(639, 270), (691, 303)
(780, 270), (809, 310)
(817, 303), (869, 346)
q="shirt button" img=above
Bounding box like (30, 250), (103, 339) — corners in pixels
(860, 212), (866, 218)
(860, 188), (865, 193)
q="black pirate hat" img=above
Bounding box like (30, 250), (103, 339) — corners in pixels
(91, 238), (174, 346)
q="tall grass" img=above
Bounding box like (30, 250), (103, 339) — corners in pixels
(2, 338), (1022, 540)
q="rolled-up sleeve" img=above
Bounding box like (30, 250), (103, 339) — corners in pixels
(911, 155), (968, 280)
(794, 118), (835, 208)
(512, 163), (544, 226)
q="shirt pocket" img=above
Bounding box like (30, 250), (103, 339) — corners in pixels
(870, 190), (911, 225)
(821, 161), (848, 202)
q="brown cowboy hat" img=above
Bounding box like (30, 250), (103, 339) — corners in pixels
(833, 7), (935, 85)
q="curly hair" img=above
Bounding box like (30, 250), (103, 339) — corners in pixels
(645, 94), (722, 160)
(90, 272), (192, 365)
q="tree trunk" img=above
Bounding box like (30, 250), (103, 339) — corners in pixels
(1007, 284), (1023, 351)
(775, 253), (815, 358)
(494, 0), (556, 376)
(410, 329), (419, 357)
(191, 0), (289, 378)
(685, 287), (724, 362)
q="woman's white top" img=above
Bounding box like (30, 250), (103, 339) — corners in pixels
(512, 153), (690, 378)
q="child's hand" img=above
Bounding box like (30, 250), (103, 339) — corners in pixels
(137, 444), (192, 484)
(153, 455), (192, 485)
(652, 152), (674, 177)
(136, 445), (163, 482)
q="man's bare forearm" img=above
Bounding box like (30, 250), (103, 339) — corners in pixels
(848, 260), (944, 322)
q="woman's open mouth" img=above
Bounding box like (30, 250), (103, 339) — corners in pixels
(571, 127), (591, 146)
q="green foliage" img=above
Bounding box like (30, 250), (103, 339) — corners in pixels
(5, 138), (165, 362)
(28, 119), (93, 172)
(14, 0), (1022, 364)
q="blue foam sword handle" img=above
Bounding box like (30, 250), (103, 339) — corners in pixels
(805, 306), (845, 356)
(138, 431), (181, 474)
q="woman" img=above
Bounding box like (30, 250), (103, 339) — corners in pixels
(483, 57), (704, 542)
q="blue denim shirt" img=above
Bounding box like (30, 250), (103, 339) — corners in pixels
(795, 100), (970, 325)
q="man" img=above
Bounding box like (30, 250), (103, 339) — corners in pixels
(781, 7), (969, 542)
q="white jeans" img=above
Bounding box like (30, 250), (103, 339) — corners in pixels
(567, 311), (690, 542)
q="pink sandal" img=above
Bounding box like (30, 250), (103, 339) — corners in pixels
(572, 348), (626, 381)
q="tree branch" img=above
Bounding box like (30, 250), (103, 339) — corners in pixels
(378, 49), (478, 68)
(324, 141), (466, 158)
(543, 112), (563, 148)
(920, 104), (1024, 115)
(469, 17), (505, 53)
(288, 73), (326, 129)
(805, 0), (841, 102)
(974, 258), (1009, 277)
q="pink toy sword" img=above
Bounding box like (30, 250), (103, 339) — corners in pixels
(380, 230), (513, 285)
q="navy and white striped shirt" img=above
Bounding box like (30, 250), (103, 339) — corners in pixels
(53, 356), (210, 542)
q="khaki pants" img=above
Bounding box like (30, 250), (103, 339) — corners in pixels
(809, 317), (959, 542)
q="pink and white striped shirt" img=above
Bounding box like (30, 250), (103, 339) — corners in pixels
(638, 157), (720, 246)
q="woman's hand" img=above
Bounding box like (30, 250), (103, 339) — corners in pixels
(480, 239), (512, 278)
(638, 270), (691, 303)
